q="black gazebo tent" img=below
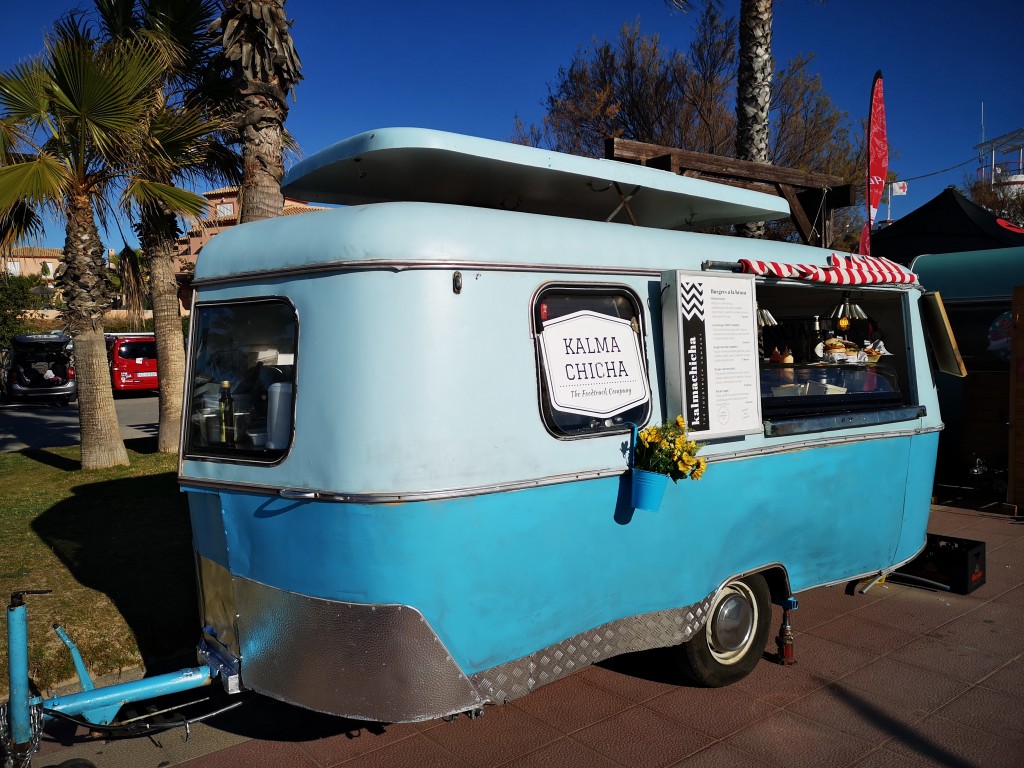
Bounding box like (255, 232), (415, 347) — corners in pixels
(871, 188), (1024, 265)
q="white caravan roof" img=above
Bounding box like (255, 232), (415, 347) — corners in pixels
(281, 127), (790, 230)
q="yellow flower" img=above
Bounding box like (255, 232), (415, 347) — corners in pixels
(633, 415), (706, 483)
(638, 426), (659, 446)
(690, 457), (708, 480)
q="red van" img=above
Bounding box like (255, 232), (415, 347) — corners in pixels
(106, 333), (159, 393)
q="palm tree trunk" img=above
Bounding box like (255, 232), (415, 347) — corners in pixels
(62, 193), (130, 469)
(735, 0), (773, 239)
(145, 215), (187, 453)
(238, 89), (286, 223)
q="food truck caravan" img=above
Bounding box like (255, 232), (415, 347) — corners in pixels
(2, 128), (964, 762)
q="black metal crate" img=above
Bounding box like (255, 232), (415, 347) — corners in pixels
(894, 534), (986, 594)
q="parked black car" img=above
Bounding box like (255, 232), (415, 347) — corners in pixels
(1, 332), (77, 405)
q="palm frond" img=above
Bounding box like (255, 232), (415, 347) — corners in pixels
(115, 243), (148, 329)
(0, 201), (44, 250)
(94, 0), (142, 41)
(152, 105), (214, 147)
(0, 154), (73, 210)
(0, 60), (53, 128)
(0, 117), (28, 159)
(216, 0), (302, 95)
(124, 177), (209, 220)
(45, 31), (166, 159)
(143, 0), (221, 70)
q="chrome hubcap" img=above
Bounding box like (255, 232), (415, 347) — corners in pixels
(707, 582), (757, 664)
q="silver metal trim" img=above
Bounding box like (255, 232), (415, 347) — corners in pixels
(180, 424), (941, 502)
(193, 259), (927, 291)
(231, 579), (482, 722)
(200, 571), (726, 719)
(472, 596), (716, 704)
(809, 536), (931, 593)
(191, 259), (665, 288)
(179, 466), (628, 502)
(710, 424), (941, 464)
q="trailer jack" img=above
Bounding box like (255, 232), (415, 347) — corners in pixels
(773, 597), (798, 666)
(3, 591), (215, 768)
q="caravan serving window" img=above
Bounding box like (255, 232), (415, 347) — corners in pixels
(754, 285), (919, 432)
(533, 284), (651, 438)
(185, 299), (297, 462)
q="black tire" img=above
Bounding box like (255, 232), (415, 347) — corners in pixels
(674, 573), (771, 687)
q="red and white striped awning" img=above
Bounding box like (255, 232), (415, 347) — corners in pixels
(738, 253), (917, 285)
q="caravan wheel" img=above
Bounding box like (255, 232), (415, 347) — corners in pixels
(675, 573), (771, 687)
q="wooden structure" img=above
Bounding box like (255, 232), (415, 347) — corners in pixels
(605, 138), (855, 247)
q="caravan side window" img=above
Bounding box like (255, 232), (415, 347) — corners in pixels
(755, 285), (916, 430)
(184, 299), (297, 462)
(533, 284), (651, 438)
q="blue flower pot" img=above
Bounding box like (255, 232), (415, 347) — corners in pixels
(631, 469), (669, 512)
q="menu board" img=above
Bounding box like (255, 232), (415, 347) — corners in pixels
(661, 270), (762, 439)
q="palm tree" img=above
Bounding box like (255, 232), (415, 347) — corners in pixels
(733, 0), (772, 238)
(95, 0), (240, 453)
(0, 17), (206, 468)
(211, 0), (302, 223)
(133, 105), (238, 451)
(667, 0), (774, 237)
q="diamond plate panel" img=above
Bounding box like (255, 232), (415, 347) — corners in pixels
(471, 596), (714, 704)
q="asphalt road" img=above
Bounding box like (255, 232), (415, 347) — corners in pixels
(0, 391), (159, 452)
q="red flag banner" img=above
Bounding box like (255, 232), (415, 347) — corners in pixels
(860, 70), (888, 255)
(738, 253), (918, 285)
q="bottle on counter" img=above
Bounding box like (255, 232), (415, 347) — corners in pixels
(807, 315), (825, 362)
(219, 380), (234, 446)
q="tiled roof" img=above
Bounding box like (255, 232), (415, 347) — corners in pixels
(283, 205), (326, 216)
(9, 246), (63, 259)
(179, 202), (327, 236)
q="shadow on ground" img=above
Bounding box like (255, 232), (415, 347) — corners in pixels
(30, 458), (199, 676)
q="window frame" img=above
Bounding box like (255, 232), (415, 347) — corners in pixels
(183, 297), (298, 464)
(532, 281), (652, 440)
(754, 283), (921, 436)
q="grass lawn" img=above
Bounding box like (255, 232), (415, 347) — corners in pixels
(0, 441), (197, 698)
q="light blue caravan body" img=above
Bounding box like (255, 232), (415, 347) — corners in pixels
(179, 129), (950, 723)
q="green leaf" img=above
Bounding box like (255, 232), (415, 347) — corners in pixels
(44, 31), (165, 159)
(0, 154), (72, 210)
(124, 178), (208, 219)
(0, 60), (51, 125)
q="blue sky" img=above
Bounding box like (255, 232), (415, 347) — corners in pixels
(6, 0), (1024, 248)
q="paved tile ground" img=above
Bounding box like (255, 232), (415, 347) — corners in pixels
(24, 504), (1024, 768)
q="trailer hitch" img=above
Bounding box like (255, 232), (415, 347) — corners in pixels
(3, 591), (215, 768)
